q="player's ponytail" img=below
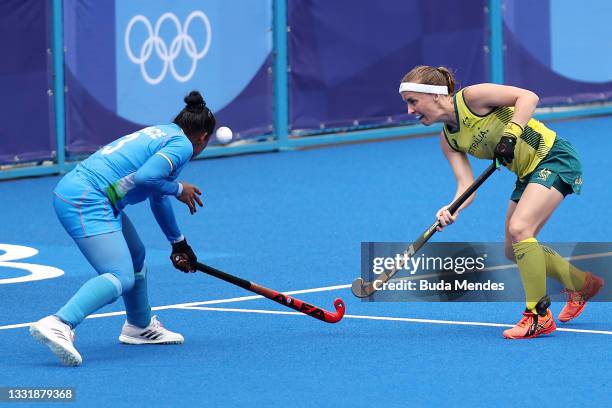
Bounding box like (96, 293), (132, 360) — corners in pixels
(436, 66), (456, 95)
(173, 90), (217, 139)
(401, 65), (458, 96)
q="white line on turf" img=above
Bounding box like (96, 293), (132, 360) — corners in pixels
(383, 251), (612, 285)
(2, 250), (611, 333)
(0, 283), (351, 330)
(177, 305), (612, 335)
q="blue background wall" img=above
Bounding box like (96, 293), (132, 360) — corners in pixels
(1, 0), (611, 173)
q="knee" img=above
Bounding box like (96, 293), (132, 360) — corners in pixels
(107, 268), (135, 294)
(119, 273), (135, 294)
(507, 218), (534, 243)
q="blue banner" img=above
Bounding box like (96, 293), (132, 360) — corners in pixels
(504, 0), (612, 105)
(0, 1), (54, 164)
(64, 0), (273, 156)
(287, 0), (489, 133)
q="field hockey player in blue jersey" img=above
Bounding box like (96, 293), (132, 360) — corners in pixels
(30, 91), (215, 366)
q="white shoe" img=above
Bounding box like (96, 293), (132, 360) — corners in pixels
(30, 316), (82, 366)
(118, 315), (184, 345)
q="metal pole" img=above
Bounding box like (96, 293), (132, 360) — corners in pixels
(489, 0), (504, 84)
(273, 0), (289, 149)
(51, 0), (66, 171)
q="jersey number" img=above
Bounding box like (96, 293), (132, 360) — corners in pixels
(101, 127), (167, 155)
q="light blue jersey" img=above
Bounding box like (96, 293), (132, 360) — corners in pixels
(77, 124), (193, 210)
(53, 124), (193, 240)
(49, 123), (196, 330)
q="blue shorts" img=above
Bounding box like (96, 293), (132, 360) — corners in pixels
(53, 170), (123, 239)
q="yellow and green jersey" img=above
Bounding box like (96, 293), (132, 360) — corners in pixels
(442, 88), (556, 179)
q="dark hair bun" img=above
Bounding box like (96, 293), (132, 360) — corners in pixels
(184, 90), (206, 112)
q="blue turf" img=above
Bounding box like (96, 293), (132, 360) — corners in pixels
(1, 116), (611, 407)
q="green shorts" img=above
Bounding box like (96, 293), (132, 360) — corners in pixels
(511, 137), (583, 202)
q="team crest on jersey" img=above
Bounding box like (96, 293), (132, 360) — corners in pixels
(462, 117), (475, 128)
(537, 168), (552, 181)
(574, 175), (583, 186)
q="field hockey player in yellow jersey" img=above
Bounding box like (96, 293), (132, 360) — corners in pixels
(399, 65), (604, 339)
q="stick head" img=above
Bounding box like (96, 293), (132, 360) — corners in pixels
(351, 278), (371, 298)
(326, 298), (346, 323)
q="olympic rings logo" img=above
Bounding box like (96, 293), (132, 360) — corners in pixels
(124, 11), (212, 85)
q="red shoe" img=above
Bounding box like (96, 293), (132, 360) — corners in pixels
(558, 272), (604, 323)
(503, 309), (556, 339)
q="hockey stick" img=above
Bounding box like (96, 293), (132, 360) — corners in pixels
(351, 159), (501, 298)
(195, 262), (346, 323)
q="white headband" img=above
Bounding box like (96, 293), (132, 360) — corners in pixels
(398, 82), (448, 95)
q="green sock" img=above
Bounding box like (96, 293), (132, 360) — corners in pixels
(512, 238), (547, 313)
(541, 246), (587, 291)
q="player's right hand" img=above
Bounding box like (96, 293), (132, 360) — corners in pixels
(171, 238), (198, 273)
(435, 205), (458, 231)
(178, 182), (203, 214)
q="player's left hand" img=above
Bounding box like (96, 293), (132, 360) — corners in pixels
(177, 182), (203, 214)
(494, 135), (516, 166)
(494, 121), (523, 166)
(171, 238), (198, 273)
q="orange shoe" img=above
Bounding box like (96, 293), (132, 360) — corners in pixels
(558, 272), (604, 323)
(503, 309), (556, 339)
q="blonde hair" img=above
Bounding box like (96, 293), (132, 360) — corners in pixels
(401, 66), (458, 95)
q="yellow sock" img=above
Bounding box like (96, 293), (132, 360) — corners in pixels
(541, 246), (587, 291)
(512, 238), (547, 312)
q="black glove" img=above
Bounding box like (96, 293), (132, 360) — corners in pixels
(170, 238), (197, 273)
(494, 121), (523, 166)
(494, 135), (517, 166)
